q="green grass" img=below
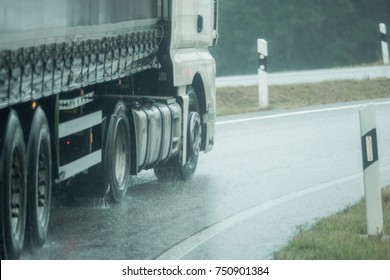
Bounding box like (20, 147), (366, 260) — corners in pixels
(217, 78), (390, 116)
(273, 186), (390, 260)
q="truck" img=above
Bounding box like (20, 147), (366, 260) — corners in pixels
(0, 0), (218, 259)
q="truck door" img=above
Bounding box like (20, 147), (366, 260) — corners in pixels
(171, 0), (218, 50)
(197, 0), (218, 47)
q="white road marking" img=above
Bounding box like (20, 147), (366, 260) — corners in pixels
(156, 173), (355, 259)
(156, 165), (390, 260)
(216, 101), (390, 126)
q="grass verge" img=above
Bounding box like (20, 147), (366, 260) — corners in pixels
(217, 78), (390, 116)
(273, 186), (390, 259)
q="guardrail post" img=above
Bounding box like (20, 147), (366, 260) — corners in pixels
(359, 104), (383, 236)
(380, 23), (389, 65)
(257, 39), (268, 108)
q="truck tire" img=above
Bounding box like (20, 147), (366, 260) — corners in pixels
(105, 101), (131, 203)
(154, 86), (202, 180)
(0, 111), (27, 259)
(25, 107), (52, 251)
(69, 101), (131, 203)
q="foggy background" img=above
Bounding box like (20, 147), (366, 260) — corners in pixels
(211, 0), (390, 76)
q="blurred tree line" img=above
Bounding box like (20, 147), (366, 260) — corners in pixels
(211, 0), (390, 76)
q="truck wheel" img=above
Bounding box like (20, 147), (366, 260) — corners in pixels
(0, 111), (27, 259)
(69, 102), (131, 203)
(154, 87), (202, 180)
(25, 107), (52, 251)
(105, 101), (131, 203)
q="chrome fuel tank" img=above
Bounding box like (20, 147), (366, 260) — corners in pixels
(132, 99), (181, 170)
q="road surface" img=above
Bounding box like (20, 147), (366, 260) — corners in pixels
(216, 65), (390, 87)
(21, 98), (390, 260)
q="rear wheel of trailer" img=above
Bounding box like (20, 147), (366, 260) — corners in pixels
(0, 111), (27, 259)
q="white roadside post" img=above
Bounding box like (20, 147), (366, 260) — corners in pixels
(257, 39), (268, 108)
(380, 23), (389, 65)
(359, 104), (383, 236)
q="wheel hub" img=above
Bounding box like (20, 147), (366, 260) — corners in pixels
(188, 111), (202, 157)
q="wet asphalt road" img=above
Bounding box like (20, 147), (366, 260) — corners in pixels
(22, 98), (390, 260)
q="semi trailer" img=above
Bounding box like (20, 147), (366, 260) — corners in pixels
(0, 0), (218, 259)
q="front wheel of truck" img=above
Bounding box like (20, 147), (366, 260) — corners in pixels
(154, 86), (202, 181)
